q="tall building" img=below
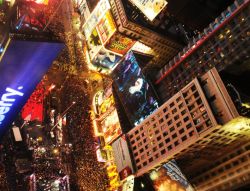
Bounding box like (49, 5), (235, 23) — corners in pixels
(120, 0), (250, 190)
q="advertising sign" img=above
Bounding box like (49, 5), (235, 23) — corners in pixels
(82, 0), (110, 39)
(96, 148), (107, 163)
(120, 175), (134, 191)
(105, 33), (135, 55)
(86, 28), (102, 60)
(75, 0), (90, 20)
(131, 41), (154, 55)
(129, 0), (168, 21)
(149, 160), (195, 191)
(112, 135), (134, 180)
(0, 39), (63, 141)
(93, 90), (105, 115)
(92, 47), (122, 74)
(112, 51), (158, 126)
(98, 94), (114, 116)
(101, 109), (122, 144)
(96, 11), (116, 44)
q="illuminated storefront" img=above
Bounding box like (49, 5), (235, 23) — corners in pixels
(92, 88), (122, 190)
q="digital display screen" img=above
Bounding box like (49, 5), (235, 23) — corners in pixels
(112, 51), (158, 126)
(149, 160), (195, 191)
(129, 0), (168, 21)
(0, 39), (63, 141)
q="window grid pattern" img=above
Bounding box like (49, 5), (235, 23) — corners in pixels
(128, 79), (217, 172)
(156, 0), (250, 102)
(192, 143), (250, 191)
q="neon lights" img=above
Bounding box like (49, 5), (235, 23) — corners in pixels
(0, 87), (24, 125)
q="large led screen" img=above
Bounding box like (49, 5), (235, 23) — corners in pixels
(0, 39), (63, 141)
(129, 0), (168, 21)
(149, 160), (195, 191)
(112, 51), (158, 126)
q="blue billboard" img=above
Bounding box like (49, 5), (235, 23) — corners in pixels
(0, 39), (63, 141)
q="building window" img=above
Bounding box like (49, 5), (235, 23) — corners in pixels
(172, 133), (177, 139)
(174, 115), (180, 121)
(179, 128), (185, 134)
(165, 138), (170, 144)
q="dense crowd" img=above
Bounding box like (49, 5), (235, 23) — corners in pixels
(61, 76), (109, 191)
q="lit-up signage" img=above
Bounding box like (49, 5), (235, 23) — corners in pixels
(112, 136), (134, 180)
(0, 87), (24, 125)
(82, 0), (110, 39)
(75, 0), (90, 20)
(131, 41), (154, 55)
(93, 90), (105, 115)
(86, 28), (102, 60)
(96, 148), (107, 163)
(149, 160), (195, 191)
(96, 11), (116, 44)
(121, 175), (134, 191)
(26, 0), (49, 5)
(129, 0), (168, 21)
(101, 109), (122, 144)
(105, 33), (135, 55)
(91, 47), (122, 74)
(0, 39), (63, 141)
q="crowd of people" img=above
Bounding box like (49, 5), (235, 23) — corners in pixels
(61, 76), (109, 191)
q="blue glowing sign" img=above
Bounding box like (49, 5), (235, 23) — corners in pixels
(0, 39), (63, 141)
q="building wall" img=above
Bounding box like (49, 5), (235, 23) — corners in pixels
(126, 67), (240, 176)
(192, 142), (250, 191)
(155, 0), (250, 101)
(109, 0), (182, 66)
(200, 67), (239, 124)
(127, 78), (218, 176)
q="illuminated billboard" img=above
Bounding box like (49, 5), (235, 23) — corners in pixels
(131, 41), (154, 55)
(101, 109), (122, 144)
(96, 94), (115, 116)
(82, 0), (110, 39)
(92, 47), (122, 74)
(74, 0), (90, 20)
(149, 160), (195, 191)
(0, 39), (63, 141)
(112, 51), (158, 126)
(96, 11), (116, 44)
(129, 0), (168, 21)
(112, 136), (134, 180)
(86, 28), (102, 60)
(105, 33), (135, 55)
